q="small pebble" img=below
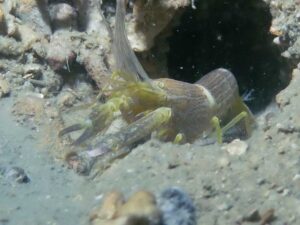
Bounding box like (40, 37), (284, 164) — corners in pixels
(22, 81), (35, 92)
(218, 157), (230, 168)
(273, 37), (280, 45)
(281, 51), (291, 58)
(49, 3), (77, 23)
(242, 209), (261, 222)
(222, 139), (248, 156)
(277, 147), (286, 154)
(217, 202), (233, 211)
(40, 87), (49, 96)
(288, 215), (296, 223)
(57, 92), (76, 107)
(276, 186), (284, 193)
(292, 174), (300, 181)
(281, 189), (290, 196)
(276, 123), (296, 133)
(256, 178), (266, 186)
(23, 64), (42, 79)
(202, 184), (217, 198)
(260, 208), (275, 225)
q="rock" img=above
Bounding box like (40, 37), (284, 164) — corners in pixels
(242, 209), (261, 222)
(0, 36), (24, 57)
(281, 189), (290, 196)
(79, 47), (111, 88)
(260, 209), (275, 225)
(23, 64), (42, 79)
(281, 50), (291, 58)
(222, 139), (248, 156)
(0, 5), (5, 34)
(201, 184), (217, 198)
(292, 174), (300, 181)
(127, 0), (190, 52)
(91, 190), (161, 225)
(118, 191), (160, 220)
(91, 188), (196, 225)
(217, 157), (231, 168)
(256, 178), (266, 186)
(57, 92), (76, 108)
(49, 3), (77, 30)
(159, 187), (196, 225)
(0, 78), (10, 97)
(217, 202), (233, 211)
(13, 0), (52, 36)
(90, 191), (125, 221)
(46, 33), (77, 71)
(0, 166), (30, 183)
(276, 122), (299, 134)
(273, 36), (281, 45)
(11, 94), (45, 123)
(276, 69), (300, 108)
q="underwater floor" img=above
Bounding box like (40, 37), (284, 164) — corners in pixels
(1, 0), (300, 224)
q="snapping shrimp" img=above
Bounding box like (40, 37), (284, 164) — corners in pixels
(59, 0), (254, 174)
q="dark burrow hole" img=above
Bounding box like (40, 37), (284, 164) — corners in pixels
(166, 0), (291, 112)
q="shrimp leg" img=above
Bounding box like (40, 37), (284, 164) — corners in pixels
(211, 111), (252, 144)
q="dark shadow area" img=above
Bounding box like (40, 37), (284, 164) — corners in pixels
(167, 0), (291, 112)
(58, 62), (98, 89)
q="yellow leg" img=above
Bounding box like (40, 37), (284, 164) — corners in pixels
(222, 111), (248, 134)
(154, 128), (170, 141)
(211, 111), (250, 144)
(211, 116), (223, 144)
(174, 133), (185, 144)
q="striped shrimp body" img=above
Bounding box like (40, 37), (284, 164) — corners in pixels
(59, 0), (254, 174)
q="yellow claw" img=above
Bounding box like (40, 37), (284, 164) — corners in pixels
(59, 96), (130, 145)
(99, 107), (173, 152)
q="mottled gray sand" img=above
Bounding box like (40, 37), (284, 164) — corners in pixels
(1, 0), (300, 224)
(0, 98), (98, 225)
